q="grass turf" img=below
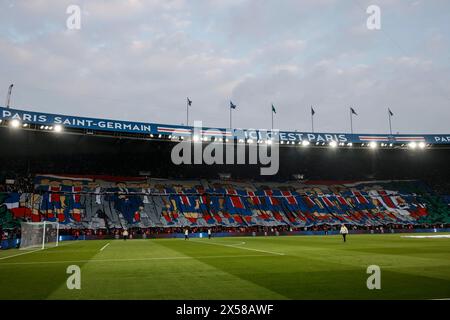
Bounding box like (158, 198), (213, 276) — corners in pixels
(0, 233), (449, 300)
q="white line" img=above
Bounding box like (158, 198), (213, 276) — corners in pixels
(191, 240), (285, 256)
(0, 240), (80, 260)
(0, 254), (269, 266)
(0, 248), (43, 261)
(401, 235), (450, 239)
(100, 243), (110, 252)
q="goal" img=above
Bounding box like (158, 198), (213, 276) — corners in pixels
(20, 221), (59, 250)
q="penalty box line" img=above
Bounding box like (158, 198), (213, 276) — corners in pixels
(190, 239), (285, 256)
(0, 254), (271, 266)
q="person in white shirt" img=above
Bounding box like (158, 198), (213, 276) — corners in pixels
(208, 228), (212, 239)
(339, 224), (348, 243)
(123, 229), (129, 241)
(184, 228), (189, 240)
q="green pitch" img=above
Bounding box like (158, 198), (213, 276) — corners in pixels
(0, 234), (449, 300)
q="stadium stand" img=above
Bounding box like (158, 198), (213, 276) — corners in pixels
(1, 107), (449, 243)
(1, 176), (449, 232)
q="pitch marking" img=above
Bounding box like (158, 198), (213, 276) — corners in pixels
(191, 240), (285, 256)
(100, 243), (110, 251)
(0, 248), (43, 261)
(0, 254), (270, 266)
(401, 235), (450, 239)
(0, 241), (80, 260)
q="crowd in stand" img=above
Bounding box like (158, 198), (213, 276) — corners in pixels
(0, 175), (34, 193)
(427, 180), (450, 197)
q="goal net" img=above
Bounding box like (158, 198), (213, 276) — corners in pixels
(20, 221), (59, 250)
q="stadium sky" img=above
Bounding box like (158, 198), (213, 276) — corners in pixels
(0, 0), (449, 134)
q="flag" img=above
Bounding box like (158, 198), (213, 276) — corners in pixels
(230, 101), (237, 109)
(187, 98), (192, 106)
(311, 107), (315, 116)
(388, 108), (394, 116)
(4, 192), (20, 209)
(350, 107), (357, 115)
(272, 104), (276, 114)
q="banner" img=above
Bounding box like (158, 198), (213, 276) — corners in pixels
(1, 106), (449, 144)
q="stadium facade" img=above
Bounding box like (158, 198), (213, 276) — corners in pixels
(1, 106), (449, 243)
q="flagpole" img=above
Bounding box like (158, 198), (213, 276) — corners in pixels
(311, 107), (314, 133)
(6, 84), (13, 109)
(350, 108), (353, 134)
(186, 99), (189, 126)
(271, 105), (273, 130)
(388, 109), (393, 136)
(230, 107), (232, 129)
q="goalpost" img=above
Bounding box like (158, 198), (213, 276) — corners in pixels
(20, 221), (59, 250)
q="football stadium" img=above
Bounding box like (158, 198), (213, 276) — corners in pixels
(1, 1), (450, 312)
(0, 106), (449, 300)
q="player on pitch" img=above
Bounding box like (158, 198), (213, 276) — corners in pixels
(340, 224), (348, 243)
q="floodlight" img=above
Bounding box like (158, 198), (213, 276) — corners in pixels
(10, 119), (20, 128)
(369, 141), (378, 149)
